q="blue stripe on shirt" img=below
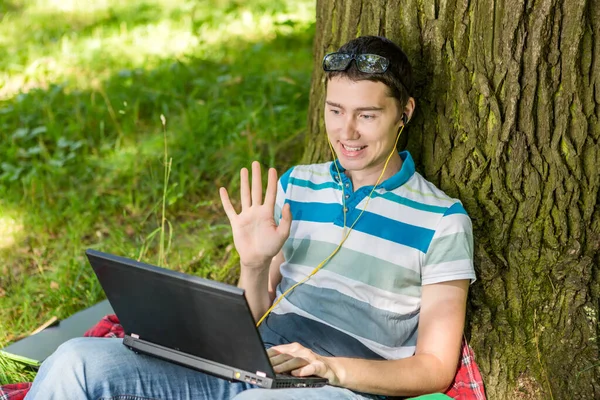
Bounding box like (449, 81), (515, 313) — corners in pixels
(444, 202), (467, 216)
(374, 191), (448, 214)
(288, 200), (341, 223)
(353, 211), (435, 253)
(288, 177), (340, 191)
(287, 200), (435, 252)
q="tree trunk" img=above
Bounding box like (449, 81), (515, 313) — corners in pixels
(303, 0), (600, 398)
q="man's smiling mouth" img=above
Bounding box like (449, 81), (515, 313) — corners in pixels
(341, 144), (367, 151)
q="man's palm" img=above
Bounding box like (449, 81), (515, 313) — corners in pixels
(219, 162), (292, 268)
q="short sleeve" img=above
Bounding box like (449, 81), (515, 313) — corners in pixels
(421, 202), (476, 285)
(274, 167), (294, 225)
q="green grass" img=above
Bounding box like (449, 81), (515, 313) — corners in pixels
(0, 0), (315, 384)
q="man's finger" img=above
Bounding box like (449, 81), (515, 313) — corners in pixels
(269, 353), (294, 367)
(270, 342), (300, 353)
(277, 202), (293, 237)
(240, 167), (251, 210)
(264, 167), (278, 209)
(291, 363), (317, 377)
(251, 161), (263, 206)
(219, 188), (237, 221)
(273, 357), (310, 374)
(266, 347), (281, 357)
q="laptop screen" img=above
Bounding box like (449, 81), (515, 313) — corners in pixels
(87, 250), (275, 377)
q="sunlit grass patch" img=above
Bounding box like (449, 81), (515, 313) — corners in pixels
(0, 0), (314, 98)
(0, 211), (24, 250)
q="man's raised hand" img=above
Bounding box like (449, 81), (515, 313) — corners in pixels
(219, 161), (292, 269)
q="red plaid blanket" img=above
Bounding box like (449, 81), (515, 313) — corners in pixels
(1, 315), (485, 399)
(445, 337), (487, 399)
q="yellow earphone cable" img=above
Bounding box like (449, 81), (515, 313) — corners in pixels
(256, 124), (406, 327)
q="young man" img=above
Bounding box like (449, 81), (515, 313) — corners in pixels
(26, 36), (475, 400)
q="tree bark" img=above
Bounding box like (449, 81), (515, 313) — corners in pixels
(303, 0), (600, 398)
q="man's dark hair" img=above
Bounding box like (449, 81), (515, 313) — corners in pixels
(326, 36), (414, 108)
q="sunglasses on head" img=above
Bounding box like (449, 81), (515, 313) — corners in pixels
(322, 52), (390, 74)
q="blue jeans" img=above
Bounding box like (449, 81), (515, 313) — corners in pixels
(26, 338), (383, 400)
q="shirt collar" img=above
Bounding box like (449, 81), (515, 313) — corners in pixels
(329, 150), (415, 191)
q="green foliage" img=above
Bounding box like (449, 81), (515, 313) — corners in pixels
(0, 0), (315, 384)
(0, 353), (37, 385)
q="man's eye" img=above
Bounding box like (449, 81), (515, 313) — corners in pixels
(361, 114), (376, 120)
(330, 109), (341, 115)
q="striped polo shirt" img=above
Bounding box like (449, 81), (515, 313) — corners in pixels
(258, 151), (476, 360)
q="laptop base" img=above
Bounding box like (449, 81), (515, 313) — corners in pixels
(123, 335), (327, 389)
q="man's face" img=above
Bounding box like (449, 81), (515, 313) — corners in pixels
(324, 76), (403, 178)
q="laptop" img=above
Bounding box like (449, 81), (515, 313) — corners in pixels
(86, 249), (327, 389)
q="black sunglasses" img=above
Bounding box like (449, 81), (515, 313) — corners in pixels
(322, 52), (390, 74)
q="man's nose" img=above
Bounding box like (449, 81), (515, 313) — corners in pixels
(340, 116), (359, 140)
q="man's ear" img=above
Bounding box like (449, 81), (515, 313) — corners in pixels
(403, 97), (416, 124)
